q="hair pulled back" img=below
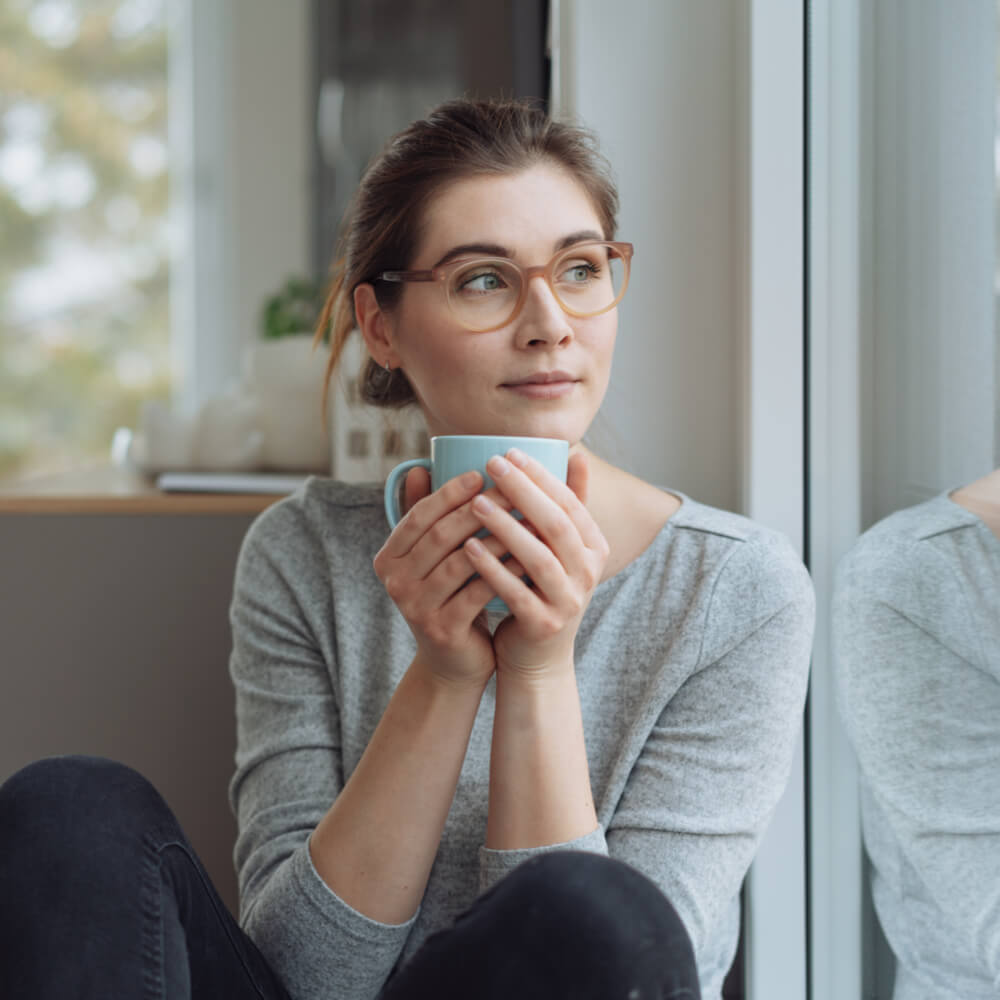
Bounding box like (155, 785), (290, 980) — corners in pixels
(316, 97), (620, 409)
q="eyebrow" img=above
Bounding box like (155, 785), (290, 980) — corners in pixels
(431, 229), (606, 269)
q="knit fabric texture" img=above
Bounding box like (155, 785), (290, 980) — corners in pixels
(228, 479), (815, 1000)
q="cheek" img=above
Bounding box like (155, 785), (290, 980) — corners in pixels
(583, 317), (617, 365)
(402, 331), (484, 403)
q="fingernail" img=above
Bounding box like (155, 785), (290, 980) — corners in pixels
(487, 455), (511, 476)
(465, 536), (485, 556)
(461, 470), (481, 488)
(472, 494), (494, 515)
(506, 448), (527, 467)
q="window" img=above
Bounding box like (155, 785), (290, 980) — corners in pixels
(0, 0), (171, 481)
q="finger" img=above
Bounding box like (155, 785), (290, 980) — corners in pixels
(483, 456), (591, 573)
(467, 494), (570, 605)
(381, 470), (482, 559)
(403, 465), (431, 515)
(497, 450), (605, 553)
(428, 534), (525, 592)
(416, 545), (527, 619)
(463, 534), (546, 617)
(452, 549), (530, 615)
(401, 488), (516, 581)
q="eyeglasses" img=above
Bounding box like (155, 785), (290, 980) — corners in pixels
(376, 240), (634, 333)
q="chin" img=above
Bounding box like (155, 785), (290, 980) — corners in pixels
(497, 421), (585, 443)
(430, 406), (591, 443)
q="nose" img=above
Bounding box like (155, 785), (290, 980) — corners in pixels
(514, 274), (575, 350)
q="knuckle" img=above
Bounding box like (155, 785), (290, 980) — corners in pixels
(428, 521), (452, 549)
(445, 552), (475, 586)
(548, 516), (572, 542)
(383, 574), (407, 603)
(404, 502), (430, 534)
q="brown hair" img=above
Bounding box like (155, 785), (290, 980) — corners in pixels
(315, 97), (620, 410)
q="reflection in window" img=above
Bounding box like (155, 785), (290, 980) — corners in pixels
(0, 0), (170, 480)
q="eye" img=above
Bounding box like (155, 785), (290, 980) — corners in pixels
(456, 268), (509, 294)
(559, 260), (601, 283)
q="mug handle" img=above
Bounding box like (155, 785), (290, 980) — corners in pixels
(384, 458), (432, 528)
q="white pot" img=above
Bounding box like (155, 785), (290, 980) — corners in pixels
(244, 335), (331, 472)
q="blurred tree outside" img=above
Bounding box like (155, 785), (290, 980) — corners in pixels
(0, 0), (171, 481)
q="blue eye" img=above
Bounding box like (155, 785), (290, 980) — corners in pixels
(458, 270), (507, 293)
(560, 262), (600, 283)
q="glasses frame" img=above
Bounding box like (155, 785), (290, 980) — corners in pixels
(376, 240), (634, 333)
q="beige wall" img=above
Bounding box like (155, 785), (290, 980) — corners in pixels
(0, 513), (253, 914)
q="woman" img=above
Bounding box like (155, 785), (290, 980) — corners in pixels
(0, 99), (814, 1000)
(834, 469), (1000, 999)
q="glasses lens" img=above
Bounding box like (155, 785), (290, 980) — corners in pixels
(446, 259), (522, 332)
(551, 243), (626, 317)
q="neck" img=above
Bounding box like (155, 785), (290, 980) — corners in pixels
(569, 443), (617, 530)
(570, 442), (681, 580)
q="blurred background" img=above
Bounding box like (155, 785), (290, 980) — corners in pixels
(0, 0), (171, 479)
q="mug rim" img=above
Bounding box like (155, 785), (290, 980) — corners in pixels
(429, 434), (568, 445)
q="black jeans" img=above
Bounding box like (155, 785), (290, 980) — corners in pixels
(0, 756), (700, 999)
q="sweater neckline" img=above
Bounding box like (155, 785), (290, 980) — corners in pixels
(940, 489), (1000, 559)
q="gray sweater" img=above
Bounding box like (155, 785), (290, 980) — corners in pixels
(228, 479), (814, 1000)
(833, 493), (1000, 999)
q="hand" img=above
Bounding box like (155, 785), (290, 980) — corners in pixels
(462, 449), (610, 678)
(373, 466), (526, 689)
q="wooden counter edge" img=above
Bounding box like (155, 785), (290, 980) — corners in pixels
(0, 493), (284, 515)
(0, 465), (293, 515)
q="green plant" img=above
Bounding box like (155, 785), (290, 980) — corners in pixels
(260, 277), (325, 340)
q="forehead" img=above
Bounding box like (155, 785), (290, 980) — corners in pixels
(414, 162), (604, 262)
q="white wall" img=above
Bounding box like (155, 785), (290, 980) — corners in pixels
(553, 0), (746, 511)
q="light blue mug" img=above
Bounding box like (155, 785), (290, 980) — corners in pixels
(384, 435), (570, 614)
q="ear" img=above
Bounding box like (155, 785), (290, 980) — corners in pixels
(354, 283), (396, 369)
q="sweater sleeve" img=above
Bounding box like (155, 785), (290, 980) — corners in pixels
(228, 500), (416, 1000)
(605, 533), (814, 983)
(833, 548), (1000, 990)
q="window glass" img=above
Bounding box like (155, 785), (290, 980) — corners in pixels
(0, 0), (169, 481)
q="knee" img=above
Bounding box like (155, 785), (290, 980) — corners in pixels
(0, 755), (169, 854)
(513, 851), (687, 936)
(495, 852), (698, 991)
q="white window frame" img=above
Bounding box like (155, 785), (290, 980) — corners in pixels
(168, 0), (311, 415)
(741, 3), (807, 999)
(806, 0), (865, 995)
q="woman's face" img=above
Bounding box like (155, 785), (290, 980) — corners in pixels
(380, 162), (618, 443)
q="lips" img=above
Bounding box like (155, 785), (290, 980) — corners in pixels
(501, 371), (579, 399)
(503, 370), (577, 386)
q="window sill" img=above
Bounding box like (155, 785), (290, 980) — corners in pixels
(0, 464), (286, 516)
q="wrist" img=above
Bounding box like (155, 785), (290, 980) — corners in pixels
(409, 652), (493, 700)
(495, 649), (576, 686)
(493, 660), (579, 712)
